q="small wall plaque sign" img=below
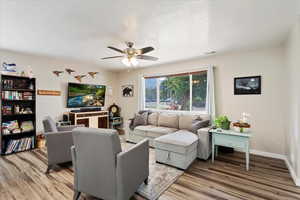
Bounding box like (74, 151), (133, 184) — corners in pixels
(37, 90), (61, 96)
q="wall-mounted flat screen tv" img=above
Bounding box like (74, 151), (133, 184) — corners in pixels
(67, 83), (106, 108)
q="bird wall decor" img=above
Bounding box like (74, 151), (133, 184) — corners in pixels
(52, 67), (97, 83)
(74, 75), (86, 82)
(88, 72), (99, 78)
(65, 68), (75, 74)
(53, 71), (64, 76)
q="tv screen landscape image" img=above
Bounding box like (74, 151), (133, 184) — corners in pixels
(67, 83), (106, 108)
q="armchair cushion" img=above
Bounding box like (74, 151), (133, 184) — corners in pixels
(43, 116), (58, 132)
(57, 124), (84, 132)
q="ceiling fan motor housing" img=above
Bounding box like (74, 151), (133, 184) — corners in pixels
(126, 41), (134, 47)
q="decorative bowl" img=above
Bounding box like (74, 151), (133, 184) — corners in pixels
(233, 126), (250, 133)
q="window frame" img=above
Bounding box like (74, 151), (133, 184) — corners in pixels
(142, 69), (208, 114)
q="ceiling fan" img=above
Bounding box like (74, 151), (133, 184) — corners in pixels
(101, 42), (158, 67)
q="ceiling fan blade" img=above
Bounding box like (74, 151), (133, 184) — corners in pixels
(107, 46), (124, 54)
(101, 56), (123, 60)
(139, 46), (154, 54)
(137, 55), (158, 61)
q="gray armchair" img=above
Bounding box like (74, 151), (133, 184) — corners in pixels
(42, 116), (83, 173)
(71, 127), (149, 200)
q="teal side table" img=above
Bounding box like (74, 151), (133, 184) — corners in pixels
(210, 129), (251, 171)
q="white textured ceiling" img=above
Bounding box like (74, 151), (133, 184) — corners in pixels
(0, 0), (299, 71)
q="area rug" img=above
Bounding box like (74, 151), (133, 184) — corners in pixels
(122, 143), (184, 200)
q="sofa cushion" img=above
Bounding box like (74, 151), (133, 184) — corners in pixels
(148, 112), (158, 126)
(133, 112), (148, 127)
(179, 114), (200, 131)
(134, 125), (156, 136)
(134, 125), (177, 138)
(158, 113), (179, 129)
(154, 130), (198, 154)
(147, 126), (177, 138)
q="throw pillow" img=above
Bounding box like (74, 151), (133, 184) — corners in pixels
(148, 112), (158, 126)
(133, 112), (148, 127)
(191, 119), (210, 133)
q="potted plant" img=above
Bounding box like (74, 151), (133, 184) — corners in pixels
(214, 116), (231, 130)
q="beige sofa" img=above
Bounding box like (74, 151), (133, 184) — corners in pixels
(125, 112), (212, 160)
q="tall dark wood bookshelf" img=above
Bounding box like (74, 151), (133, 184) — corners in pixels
(0, 74), (36, 155)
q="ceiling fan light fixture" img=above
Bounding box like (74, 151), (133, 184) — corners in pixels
(103, 42), (157, 67)
(131, 57), (138, 66)
(122, 57), (131, 66)
(122, 57), (138, 67)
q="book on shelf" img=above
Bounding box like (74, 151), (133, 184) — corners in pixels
(1, 91), (33, 100)
(4, 136), (35, 154)
(2, 105), (12, 115)
(2, 120), (19, 135)
(2, 120), (34, 135)
(2, 78), (31, 90)
(2, 79), (14, 89)
(2, 105), (33, 115)
(21, 121), (34, 132)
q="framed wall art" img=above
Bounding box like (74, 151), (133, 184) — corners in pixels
(234, 76), (261, 95)
(122, 85), (134, 97)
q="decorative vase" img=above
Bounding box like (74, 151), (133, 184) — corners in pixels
(221, 121), (231, 130)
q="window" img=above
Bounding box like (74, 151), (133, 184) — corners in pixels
(144, 71), (207, 112)
(145, 78), (157, 109)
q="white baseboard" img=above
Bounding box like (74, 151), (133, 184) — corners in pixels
(284, 158), (300, 186)
(236, 149), (300, 186)
(249, 149), (286, 160)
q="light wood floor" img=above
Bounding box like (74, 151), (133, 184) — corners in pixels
(0, 147), (300, 200)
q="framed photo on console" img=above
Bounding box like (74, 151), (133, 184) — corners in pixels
(234, 76), (261, 95)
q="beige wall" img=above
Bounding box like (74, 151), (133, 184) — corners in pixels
(285, 19), (300, 179)
(0, 46), (289, 157)
(0, 50), (118, 133)
(116, 47), (286, 155)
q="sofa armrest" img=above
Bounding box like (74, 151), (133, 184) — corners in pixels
(124, 119), (133, 128)
(116, 139), (149, 199)
(44, 131), (74, 165)
(57, 124), (84, 132)
(197, 127), (212, 160)
(197, 126), (212, 134)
